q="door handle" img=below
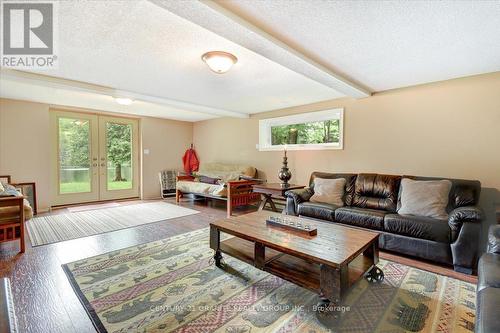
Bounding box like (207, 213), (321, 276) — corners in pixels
(100, 163), (106, 167)
(93, 163), (98, 167)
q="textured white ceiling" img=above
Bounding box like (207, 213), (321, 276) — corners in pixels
(24, 0), (344, 116)
(216, 0), (500, 91)
(152, 0), (370, 98)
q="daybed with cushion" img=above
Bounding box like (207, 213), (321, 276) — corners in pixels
(0, 175), (34, 253)
(176, 163), (261, 217)
(285, 172), (483, 273)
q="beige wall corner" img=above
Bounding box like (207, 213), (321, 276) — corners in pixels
(140, 117), (193, 199)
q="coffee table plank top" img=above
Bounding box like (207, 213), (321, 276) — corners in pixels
(210, 211), (379, 268)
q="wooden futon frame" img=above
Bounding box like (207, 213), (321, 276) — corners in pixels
(175, 176), (261, 217)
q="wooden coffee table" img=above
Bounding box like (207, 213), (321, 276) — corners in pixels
(209, 211), (383, 311)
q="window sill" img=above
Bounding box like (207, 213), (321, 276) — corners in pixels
(258, 144), (343, 151)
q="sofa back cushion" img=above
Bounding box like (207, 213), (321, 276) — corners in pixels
(309, 172), (357, 205)
(397, 178), (452, 220)
(310, 178), (346, 206)
(352, 174), (401, 212)
(399, 175), (481, 212)
(198, 163), (256, 178)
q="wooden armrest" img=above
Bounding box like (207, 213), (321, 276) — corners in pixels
(176, 175), (195, 181)
(0, 196), (24, 208)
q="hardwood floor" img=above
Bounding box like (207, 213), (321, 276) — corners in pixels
(0, 198), (477, 333)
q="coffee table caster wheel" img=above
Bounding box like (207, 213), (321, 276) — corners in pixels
(213, 251), (224, 268)
(365, 266), (384, 283)
(316, 298), (340, 327)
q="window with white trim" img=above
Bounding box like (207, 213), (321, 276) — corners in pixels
(258, 108), (344, 151)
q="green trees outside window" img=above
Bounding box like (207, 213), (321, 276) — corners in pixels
(271, 119), (340, 146)
(106, 122), (132, 182)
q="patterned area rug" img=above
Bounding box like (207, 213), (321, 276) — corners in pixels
(63, 228), (476, 333)
(28, 202), (199, 246)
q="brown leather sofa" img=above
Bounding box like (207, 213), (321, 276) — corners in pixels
(285, 172), (483, 274)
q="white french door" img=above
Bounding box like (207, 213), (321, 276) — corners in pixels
(50, 110), (139, 206)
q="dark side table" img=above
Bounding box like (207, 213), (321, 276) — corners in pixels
(253, 183), (305, 213)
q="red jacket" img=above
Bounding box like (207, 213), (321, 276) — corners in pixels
(182, 148), (199, 174)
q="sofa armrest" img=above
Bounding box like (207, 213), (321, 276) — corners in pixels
(487, 225), (500, 254)
(449, 206), (483, 273)
(284, 187), (313, 216)
(448, 206), (484, 232)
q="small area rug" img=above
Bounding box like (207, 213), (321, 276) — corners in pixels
(63, 228), (476, 333)
(27, 202), (199, 246)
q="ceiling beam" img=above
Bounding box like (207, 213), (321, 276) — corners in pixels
(150, 0), (371, 98)
(0, 69), (249, 119)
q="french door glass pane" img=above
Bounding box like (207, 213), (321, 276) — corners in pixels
(106, 122), (133, 190)
(58, 118), (91, 193)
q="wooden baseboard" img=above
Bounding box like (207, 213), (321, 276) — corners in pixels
(50, 197), (140, 210)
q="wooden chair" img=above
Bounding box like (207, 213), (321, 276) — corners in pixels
(0, 196), (26, 253)
(0, 175), (35, 253)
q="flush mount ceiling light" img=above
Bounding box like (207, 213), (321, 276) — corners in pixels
(202, 51), (238, 74)
(114, 97), (134, 105)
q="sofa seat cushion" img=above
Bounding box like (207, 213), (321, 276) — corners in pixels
(476, 287), (500, 333)
(298, 202), (338, 222)
(478, 253), (500, 292)
(384, 214), (450, 243)
(176, 180), (227, 197)
(335, 207), (386, 230)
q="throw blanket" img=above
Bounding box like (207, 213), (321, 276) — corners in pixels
(0, 183), (21, 197)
